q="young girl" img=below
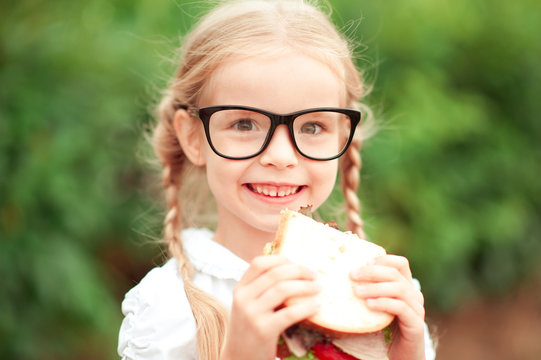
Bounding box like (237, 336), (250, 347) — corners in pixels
(118, 1), (435, 359)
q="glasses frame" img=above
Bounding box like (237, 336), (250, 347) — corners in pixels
(188, 105), (361, 161)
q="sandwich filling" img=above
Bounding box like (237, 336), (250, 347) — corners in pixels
(281, 324), (391, 360)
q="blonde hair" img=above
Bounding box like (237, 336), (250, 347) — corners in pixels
(151, 1), (374, 358)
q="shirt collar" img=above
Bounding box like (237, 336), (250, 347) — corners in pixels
(182, 228), (249, 281)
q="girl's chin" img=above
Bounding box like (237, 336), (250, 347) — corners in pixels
(245, 211), (284, 234)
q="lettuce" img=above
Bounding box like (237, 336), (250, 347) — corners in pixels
(283, 349), (316, 360)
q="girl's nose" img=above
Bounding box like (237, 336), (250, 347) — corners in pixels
(259, 125), (299, 168)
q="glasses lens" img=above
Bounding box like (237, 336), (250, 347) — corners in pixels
(293, 111), (352, 159)
(208, 109), (271, 158)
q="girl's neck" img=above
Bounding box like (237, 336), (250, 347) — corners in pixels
(213, 219), (275, 262)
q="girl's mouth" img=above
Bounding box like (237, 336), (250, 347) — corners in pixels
(246, 184), (303, 198)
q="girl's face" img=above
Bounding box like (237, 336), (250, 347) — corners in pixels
(194, 51), (345, 253)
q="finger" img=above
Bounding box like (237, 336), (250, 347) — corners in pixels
(248, 262), (317, 298)
(350, 264), (402, 283)
(239, 255), (290, 285)
(365, 297), (425, 335)
(269, 298), (322, 333)
(374, 255), (413, 282)
(354, 282), (425, 316)
(258, 279), (321, 310)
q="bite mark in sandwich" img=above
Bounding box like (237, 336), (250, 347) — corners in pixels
(265, 209), (395, 360)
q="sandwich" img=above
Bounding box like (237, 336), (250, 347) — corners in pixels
(264, 209), (394, 360)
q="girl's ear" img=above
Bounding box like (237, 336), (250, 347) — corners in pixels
(173, 109), (206, 166)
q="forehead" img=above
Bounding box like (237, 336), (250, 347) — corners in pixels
(199, 52), (345, 112)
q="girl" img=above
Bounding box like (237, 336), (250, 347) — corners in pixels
(118, 1), (435, 359)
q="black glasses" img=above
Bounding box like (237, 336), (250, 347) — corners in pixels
(187, 105), (360, 161)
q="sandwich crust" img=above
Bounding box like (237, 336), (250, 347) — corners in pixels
(270, 210), (395, 335)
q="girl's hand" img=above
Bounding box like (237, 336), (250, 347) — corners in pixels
(221, 255), (321, 360)
(351, 255), (426, 360)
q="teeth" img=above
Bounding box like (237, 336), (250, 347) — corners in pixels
(252, 185), (299, 197)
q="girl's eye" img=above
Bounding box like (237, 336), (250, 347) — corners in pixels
(232, 119), (256, 131)
(299, 122), (323, 135)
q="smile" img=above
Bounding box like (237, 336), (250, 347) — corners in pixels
(247, 184), (302, 197)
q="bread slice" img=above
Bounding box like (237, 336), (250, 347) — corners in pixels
(270, 209), (395, 335)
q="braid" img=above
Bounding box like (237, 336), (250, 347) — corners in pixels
(155, 100), (228, 359)
(162, 163), (194, 279)
(340, 138), (367, 239)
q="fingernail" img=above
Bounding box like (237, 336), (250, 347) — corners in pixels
(355, 285), (367, 295)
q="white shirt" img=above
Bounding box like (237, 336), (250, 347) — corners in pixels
(118, 228), (435, 360)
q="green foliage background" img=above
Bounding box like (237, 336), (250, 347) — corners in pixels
(1, 0), (540, 359)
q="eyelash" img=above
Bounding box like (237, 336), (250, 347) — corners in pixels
(231, 118), (260, 131)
